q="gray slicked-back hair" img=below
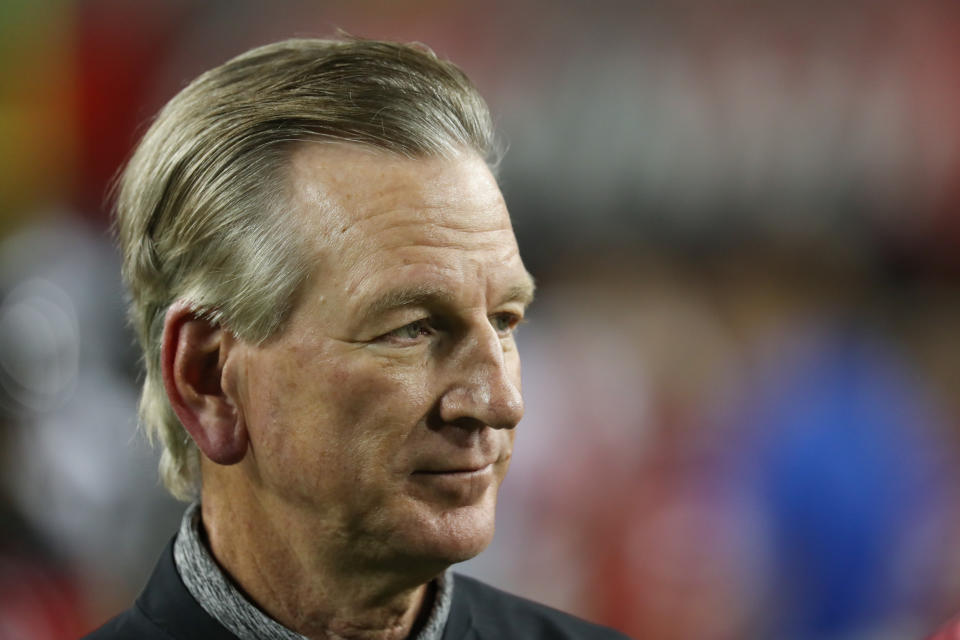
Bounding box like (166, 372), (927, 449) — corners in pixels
(114, 37), (496, 500)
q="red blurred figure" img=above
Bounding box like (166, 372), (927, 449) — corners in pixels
(928, 617), (960, 640)
(0, 502), (90, 640)
(0, 556), (89, 640)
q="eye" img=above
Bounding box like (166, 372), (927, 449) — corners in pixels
(490, 312), (523, 337)
(378, 318), (434, 345)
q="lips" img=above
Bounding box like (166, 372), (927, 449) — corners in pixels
(412, 461), (495, 475)
(410, 444), (501, 475)
(408, 460), (497, 505)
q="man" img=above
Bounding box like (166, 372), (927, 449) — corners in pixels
(84, 38), (630, 640)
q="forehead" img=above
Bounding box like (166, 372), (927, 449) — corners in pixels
(286, 143), (504, 225)
(284, 142), (529, 299)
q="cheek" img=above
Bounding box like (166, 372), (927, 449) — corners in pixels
(509, 350), (522, 388)
(329, 358), (435, 438)
(274, 355), (436, 466)
(241, 339), (441, 484)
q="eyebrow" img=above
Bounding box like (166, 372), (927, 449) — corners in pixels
(504, 275), (537, 307)
(359, 274), (536, 323)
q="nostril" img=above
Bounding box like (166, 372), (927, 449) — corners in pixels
(425, 404), (488, 432)
(449, 416), (487, 431)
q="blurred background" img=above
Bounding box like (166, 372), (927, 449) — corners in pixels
(2, 0), (960, 638)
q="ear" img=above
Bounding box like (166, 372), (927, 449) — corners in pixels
(161, 301), (248, 465)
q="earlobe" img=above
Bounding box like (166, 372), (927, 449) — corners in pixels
(161, 301), (248, 465)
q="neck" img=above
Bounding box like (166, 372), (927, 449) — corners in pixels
(199, 482), (438, 640)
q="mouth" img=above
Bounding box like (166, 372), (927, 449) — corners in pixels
(408, 461), (497, 504)
(411, 462), (494, 476)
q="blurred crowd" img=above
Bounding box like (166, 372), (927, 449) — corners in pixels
(2, 1), (960, 639)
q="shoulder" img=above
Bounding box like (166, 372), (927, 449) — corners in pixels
(81, 535), (235, 640)
(447, 573), (632, 640)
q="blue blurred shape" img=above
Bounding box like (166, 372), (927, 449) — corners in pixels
(745, 328), (948, 638)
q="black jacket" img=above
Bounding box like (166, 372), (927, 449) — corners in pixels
(83, 540), (632, 639)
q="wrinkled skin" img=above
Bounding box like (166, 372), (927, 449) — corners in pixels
(183, 145), (534, 638)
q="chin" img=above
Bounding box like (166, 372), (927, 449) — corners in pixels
(392, 496), (499, 570)
(431, 504), (498, 562)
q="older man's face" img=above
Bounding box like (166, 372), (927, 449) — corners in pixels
(228, 145), (533, 567)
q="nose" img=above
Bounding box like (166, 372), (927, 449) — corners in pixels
(437, 325), (524, 430)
